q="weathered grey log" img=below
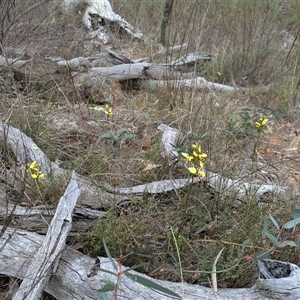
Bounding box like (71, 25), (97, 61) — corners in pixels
(69, 57), (274, 92)
(1, 225), (299, 299)
(0, 122), (134, 210)
(0, 121), (287, 210)
(2, 47), (36, 59)
(13, 172), (81, 300)
(0, 55), (28, 68)
(152, 43), (188, 60)
(0, 122), (64, 177)
(63, 0), (144, 43)
(0, 189), (106, 240)
(87, 63), (162, 80)
(151, 77), (276, 94)
(113, 174), (287, 201)
(257, 259), (300, 300)
(71, 51), (214, 81)
(158, 123), (181, 160)
(154, 76), (246, 92)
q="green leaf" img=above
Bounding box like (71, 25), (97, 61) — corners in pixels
(254, 251), (269, 261)
(123, 262), (149, 272)
(168, 252), (179, 264)
(116, 128), (128, 135)
(98, 282), (116, 293)
(212, 248), (225, 292)
(292, 209), (300, 219)
(100, 132), (114, 139)
(238, 239), (250, 257)
(269, 214), (280, 230)
(264, 232), (279, 247)
(263, 217), (268, 232)
(97, 268), (117, 276)
(284, 218), (300, 229)
(102, 239), (117, 271)
(241, 239), (250, 251)
(279, 240), (298, 248)
(99, 292), (111, 300)
(124, 272), (180, 298)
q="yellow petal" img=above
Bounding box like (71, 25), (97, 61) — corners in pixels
(38, 173), (45, 180)
(182, 153), (193, 162)
(29, 161), (38, 171)
(188, 167), (197, 174)
(192, 143), (201, 153)
(197, 170), (205, 178)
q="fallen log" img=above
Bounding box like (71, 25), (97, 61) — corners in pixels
(63, 0), (145, 43)
(1, 225), (299, 299)
(0, 122), (133, 210)
(0, 187), (105, 242)
(0, 120), (287, 212)
(152, 77), (275, 94)
(13, 172), (80, 300)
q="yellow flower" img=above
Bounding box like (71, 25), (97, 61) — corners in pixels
(182, 152), (193, 162)
(38, 172), (45, 180)
(191, 143), (202, 153)
(197, 156), (206, 168)
(188, 167), (205, 178)
(104, 104), (113, 117)
(27, 161), (38, 172)
(26, 161), (45, 180)
(255, 117), (268, 129)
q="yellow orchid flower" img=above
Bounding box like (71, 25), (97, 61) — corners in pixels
(255, 117), (268, 129)
(188, 167), (205, 178)
(27, 161), (38, 172)
(182, 152), (193, 162)
(104, 104), (113, 117)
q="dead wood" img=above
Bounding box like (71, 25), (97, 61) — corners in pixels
(0, 187), (105, 242)
(12, 172), (80, 300)
(0, 119), (287, 214)
(1, 225), (300, 300)
(0, 122), (133, 211)
(63, 0), (145, 43)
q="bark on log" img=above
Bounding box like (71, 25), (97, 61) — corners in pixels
(12, 172), (80, 300)
(1, 225), (299, 300)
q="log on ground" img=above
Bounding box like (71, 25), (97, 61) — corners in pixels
(1, 226), (299, 299)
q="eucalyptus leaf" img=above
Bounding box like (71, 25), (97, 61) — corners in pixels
(124, 272), (180, 298)
(97, 268), (117, 276)
(279, 240), (298, 248)
(284, 218), (300, 229)
(264, 232), (279, 247)
(103, 239), (117, 270)
(238, 239), (249, 257)
(263, 216), (268, 232)
(99, 291), (111, 300)
(254, 250), (269, 261)
(269, 214), (280, 230)
(98, 282), (116, 293)
(116, 127), (128, 135)
(292, 209), (300, 219)
(123, 262), (149, 272)
(100, 132), (114, 139)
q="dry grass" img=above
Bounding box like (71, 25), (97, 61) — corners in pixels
(1, 0), (300, 293)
